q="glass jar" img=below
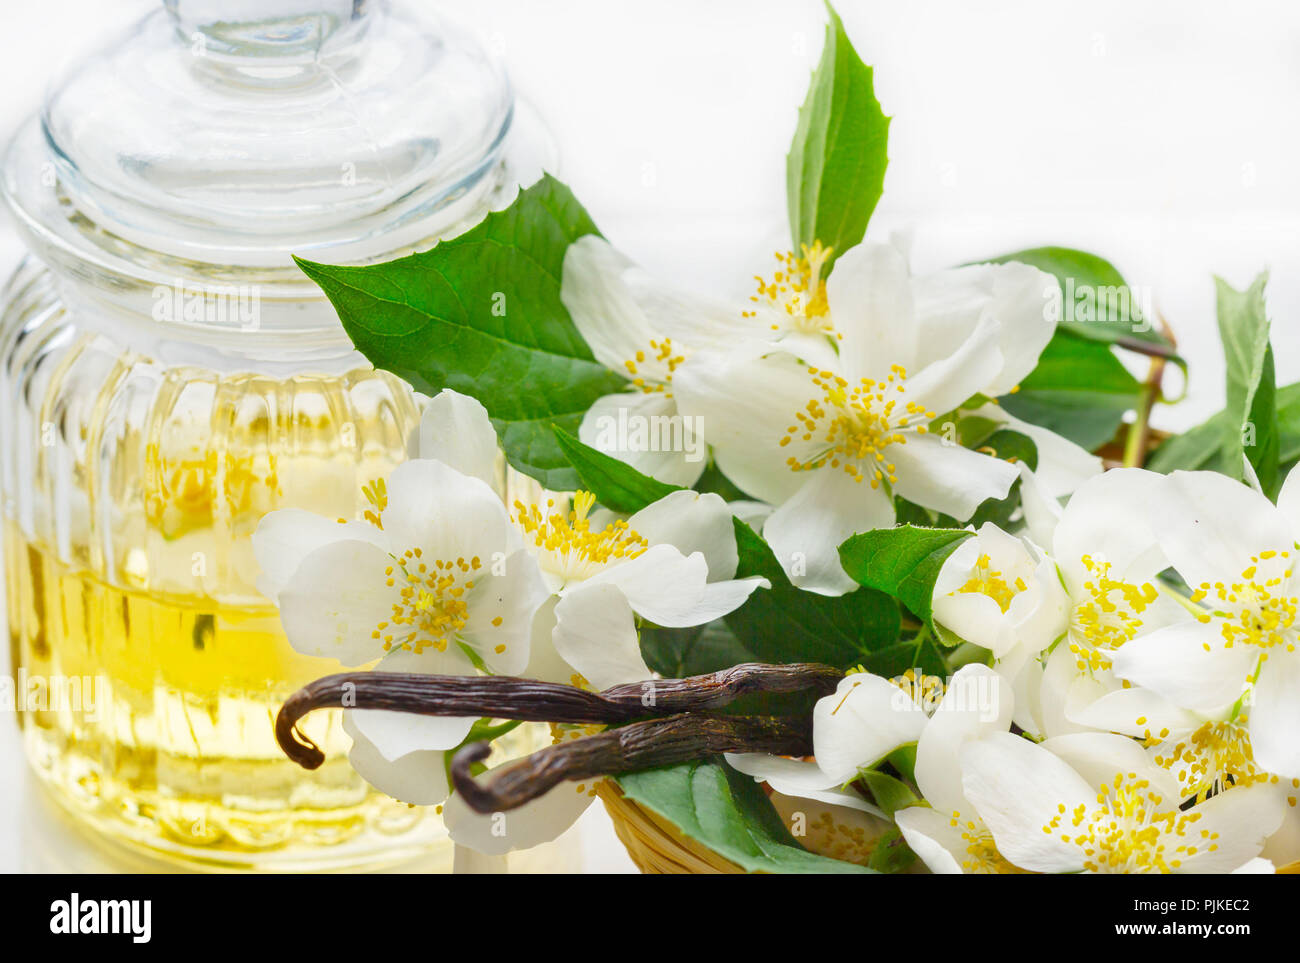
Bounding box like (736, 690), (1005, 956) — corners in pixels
(0, 0), (554, 870)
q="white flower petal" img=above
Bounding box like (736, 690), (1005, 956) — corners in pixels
(1009, 653), (1047, 738)
(1038, 644), (1116, 741)
(1052, 467), (1167, 589)
(456, 548), (547, 676)
(416, 389), (500, 487)
(345, 708), (473, 763)
(586, 544), (764, 627)
(725, 754), (884, 815)
(907, 264), (995, 371)
(342, 712), (450, 806)
(253, 509), (384, 602)
(1152, 470), (1292, 589)
(1233, 857), (1278, 874)
(813, 673), (928, 785)
(764, 466), (894, 596)
(562, 234), (762, 363)
(522, 596), (574, 685)
(894, 805), (969, 874)
(443, 779), (596, 855)
(982, 262), (1060, 394)
(1015, 462), (1062, 551)
(729, 499), (774, 533)
(971, 402), (1103, 497)
(278, 537), (396, 666)
(904, 315), (1005, 418)
(689, 576), (770, 622)
(914, 665), (1014, 814)
(616, 257), (768, 353)
(1275, 463), (1300, 540)
(726, 753), (840, 793)
(1178, 784), (1284, 873)
(960, 732), (1094, 873)
(383, 459), (519, 563)
(1064, 683), (1202, 741)
(579, 390), (706, 488)
(1249, 652), (1300, 779)
(770, 330), (841, 371)
(1262, 787), (1300, 867)
(932, 591), (1015, 655)
(551, 582), (649, 690)
(560, 236), (668, 372)
(1041, 732), (1179, 800)
(827, 242), (917, 383)
(1108, 620), (1258, 716)
(343, 647), (479, 758)
(890, 432), (1018, 520)
(671, 351), (817, 505)
(627, 490), (739, 579)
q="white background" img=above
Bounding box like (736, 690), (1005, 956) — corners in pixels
(2, 0), (1299, 872)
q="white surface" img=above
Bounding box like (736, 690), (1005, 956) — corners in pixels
(2, 0), (1300, 872)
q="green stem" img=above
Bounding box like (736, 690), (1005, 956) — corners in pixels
(1123, 381), (1157, 468)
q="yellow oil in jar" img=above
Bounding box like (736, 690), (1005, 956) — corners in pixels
(0, 317), (558, 870)
(7, 522), (559, 870)
(4, 521), (454, 869)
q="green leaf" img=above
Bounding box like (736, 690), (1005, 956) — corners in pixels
(858, 769), (919, 817)
(295, 175), (627, 491)
(616, 760), (873, 874)
(552, 427), (677, 513)
(985, 246), (1175, 353)
(1148, 381), (1300, 475)
(726, 519), (901, 668)
(786, 2), (890, 266)
(999, 329), (1142, 450)
(839, 526), (973, 625)
(1216, 274), (1279, 497)
(867, 826), (918, 874)
(887, 744), (917, 784)
(639, 620), (758, 679)
(1145, 413), (1232, 475)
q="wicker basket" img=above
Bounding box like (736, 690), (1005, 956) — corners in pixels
(597, 781), (746, 874)
(600, 779), (1300, 875)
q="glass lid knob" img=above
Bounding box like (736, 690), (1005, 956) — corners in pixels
(162, 0), (372, 58)
(29, 0), (515, 266)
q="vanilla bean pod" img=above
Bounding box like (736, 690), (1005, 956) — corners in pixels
(451, 713), (813, 813)
(276, 662), (840, 769)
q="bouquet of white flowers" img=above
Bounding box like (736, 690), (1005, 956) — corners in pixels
(264, 5), (1297, 875)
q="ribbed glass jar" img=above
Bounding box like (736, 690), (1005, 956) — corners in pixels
(0, 0), (555, 869)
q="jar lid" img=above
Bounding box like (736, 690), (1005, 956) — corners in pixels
(2, 0), (551, 290)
